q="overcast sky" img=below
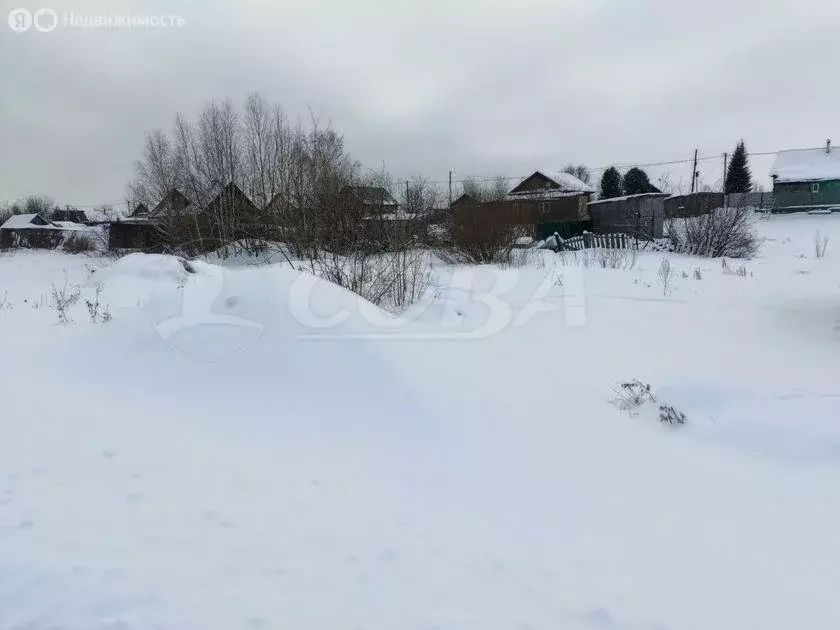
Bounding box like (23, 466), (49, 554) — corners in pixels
(2, 0), (839, 208)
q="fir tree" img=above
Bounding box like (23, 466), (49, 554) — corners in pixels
(622, 167), (659, 195)
(600, 167), (622, 199)
(725, 140), (752, 194)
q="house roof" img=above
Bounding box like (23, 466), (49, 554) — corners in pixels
(51, 221), (92, 231)
(771, 148), (840, 183)
(267, 191), (305, 211)
(152, 189), (193, 215)
(539, 171), (596, 193)
(508, 170), (596, 200)
(1, 213), (41, 229)
(204, 182), (258, 214)
(451, 193), (477, 206)
(342, 186), (399, 207)
(0, 213), (91, 231)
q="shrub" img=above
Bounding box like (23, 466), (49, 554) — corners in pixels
(613, 380), (656, 411)
(722, 259), (749, 277)
(657, 258), (673, 295)
(63, 233), (95, 254)
(594, 246), (638, 270)
(51, 274), (81, 324)
(387, 249), (432, 310)
(613, 380), (687, 428)
(815, 231), (829, 259)
(659, 404), (688, 426)
(666, 205), (759, 258)
(85, 284), (112, 323)
(438, 201), (525, 265)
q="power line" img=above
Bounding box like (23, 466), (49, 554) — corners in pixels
(439, 145), (823, 188)
(31, 145), (821, 208)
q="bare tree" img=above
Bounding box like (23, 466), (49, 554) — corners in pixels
(127, 92), (432, 310)
(460, 175), (509, 203)
(129, 129), (182, 211)
(5, 194), (57, 217)
(241, 92), (293, 213)
(400, 174), (440, 217)
(656, 172), (685, 196)
(563, 164), (591, 184)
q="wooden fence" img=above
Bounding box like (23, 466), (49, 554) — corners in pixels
(557, 231), (633, 251)
(545, 231), (675, 253)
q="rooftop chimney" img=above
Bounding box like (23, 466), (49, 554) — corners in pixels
(827, 138), (832, 154)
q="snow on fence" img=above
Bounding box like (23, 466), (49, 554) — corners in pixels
(544, 231), (675, 254)
(557, 231), (632, 251)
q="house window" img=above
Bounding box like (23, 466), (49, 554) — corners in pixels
(539, 201), (551, 214)
(812, 183), (820, 194)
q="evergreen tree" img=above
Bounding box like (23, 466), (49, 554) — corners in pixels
(622, 167), (659, 195)
(725, 140), (752, 194)
(600, 167), (623, 199)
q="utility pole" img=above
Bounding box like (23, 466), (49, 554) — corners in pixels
(722, 153), (728, 193)
(405, 180), (410, 215)
(448, 170), (453, 208)
(690, 148), (699, 194)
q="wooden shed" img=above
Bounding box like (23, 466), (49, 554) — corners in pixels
(664, 193), (724, 219)
(108, 219), (166, 251)
(587, 193), (668, 239)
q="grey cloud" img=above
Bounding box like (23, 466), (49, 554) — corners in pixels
(1, 0), (839, 205)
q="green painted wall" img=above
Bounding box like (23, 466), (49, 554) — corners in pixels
(773, 179), (840, 210)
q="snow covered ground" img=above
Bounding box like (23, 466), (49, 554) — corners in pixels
(1, 213), (839, 630)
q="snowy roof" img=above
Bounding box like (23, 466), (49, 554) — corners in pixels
(771, 148), (840, 183)
(0, 213), (41, 229)
(588, 192), (669, 205)
(83, 208), (122, 222)
(51, 221), (94, 231)
(508, 170), (596, 200)
(537, 171), (596, 193)
(0, 213), (94, 231)
(507, 188), (588, 201)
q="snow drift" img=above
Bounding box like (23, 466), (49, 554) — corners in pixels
(1, 214), (840, 630)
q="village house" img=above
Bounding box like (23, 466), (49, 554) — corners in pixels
(203, 182), (259, 221)
(507, 170), (595, 222)
(339, 185), (399, 216)
(771, 140), (840, 212)
(0, 213), (97, 249)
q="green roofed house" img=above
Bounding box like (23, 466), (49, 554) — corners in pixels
(771, 140), (840, 212)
